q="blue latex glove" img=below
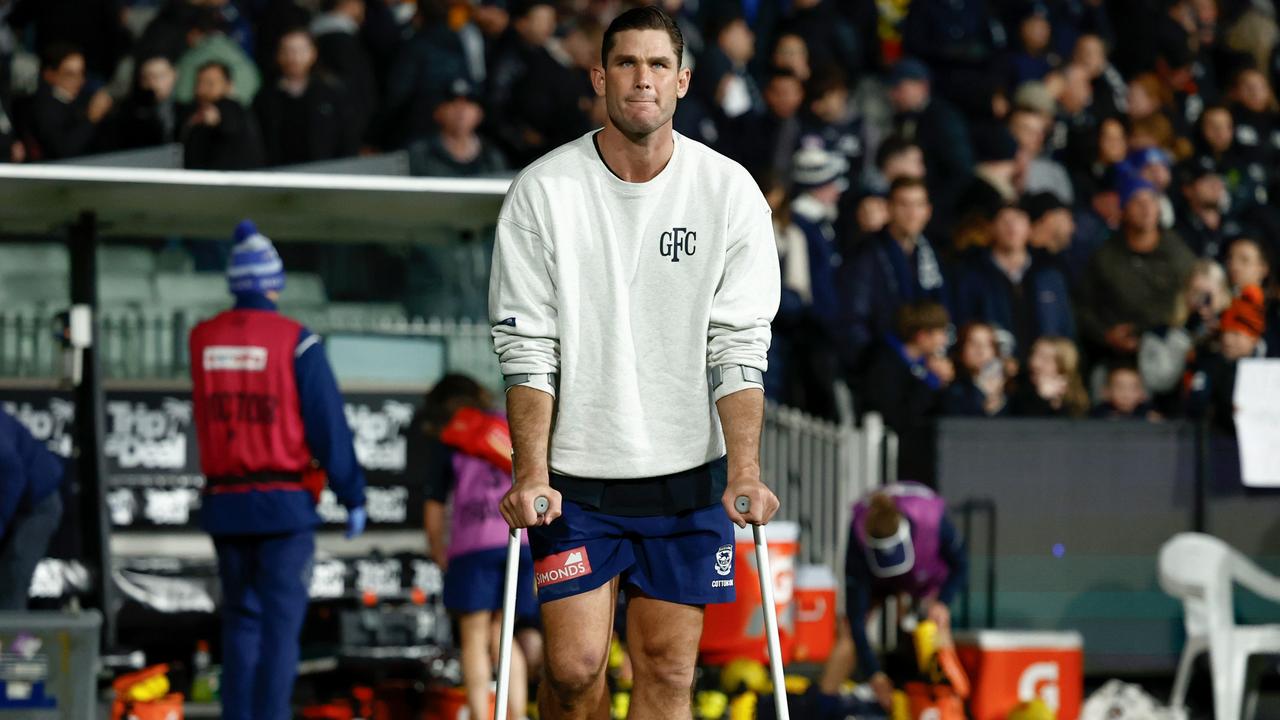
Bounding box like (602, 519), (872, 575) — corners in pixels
(346, 506), (367, 539)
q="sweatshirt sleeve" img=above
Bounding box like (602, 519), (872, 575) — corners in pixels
(489, 182), (561, 397)
(294, 328), (366, 510)
(707, 174), (781, 401)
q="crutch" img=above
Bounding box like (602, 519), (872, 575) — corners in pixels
(495, 495), (548, 720)
(736, 495), (790, 720)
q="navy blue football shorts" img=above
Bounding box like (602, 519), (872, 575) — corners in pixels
(528, 500), (737, 606)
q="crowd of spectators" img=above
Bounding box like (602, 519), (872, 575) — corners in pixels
(2, 0), (1279, 474)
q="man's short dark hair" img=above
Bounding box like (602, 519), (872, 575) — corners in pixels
(601, 5), (684, 68)
(41, 43), (82, 72)
(875, 134), (920, 171)
(896, 301), (950, 340)
(196, 61), (232, 82)
(763, 65), (801, 87)
(805, 68), (848, 104)
(888, 175), (929, 200)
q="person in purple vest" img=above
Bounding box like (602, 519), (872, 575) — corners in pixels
(414, 374), (540, 720)
(819, 481), (968, 711)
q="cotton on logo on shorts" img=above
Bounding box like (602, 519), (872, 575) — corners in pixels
(535, 546), (592, 588)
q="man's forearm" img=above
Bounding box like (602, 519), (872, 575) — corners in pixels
(506, 385), (554, 483)
(715, 388), (764, 475)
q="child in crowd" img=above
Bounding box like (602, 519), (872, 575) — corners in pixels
(413, 374), (540, 720)
(946, 322), (1009, 417)
(1091, 364), (1158, 420)
(1223, 236), (1280, 356)
(1011, 337), (1090, 417)
(1188, 286), (1267, 434)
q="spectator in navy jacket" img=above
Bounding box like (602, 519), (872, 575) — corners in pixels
(0, 407), (65, 610)
(888, 59), (973, 231)
(952, 202), (1075, 359)
(839, 176), (948, 375)
(776, 146), (848, 419)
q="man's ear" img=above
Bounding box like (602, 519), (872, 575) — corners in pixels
(676, 66), (691, 99)
(591, 65), (606, 97)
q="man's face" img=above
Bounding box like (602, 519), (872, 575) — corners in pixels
(890, 79), (929, 113)
(1202, 108), (1233, 152)
(140, 57), (177, 101)
(593, 29), (689, 140)
(883, 147), (925, 183)
(772, 34), (809, 79)
(1237, 70), (1272, 114)
(888, 186), (932, 237)
(45, 53), (86, 98)
(473, 5), (509, 36)
(1098, 118), (1128, 164)
(1186, 174), (1225, 209)
(1059, 65), (1092, 113)
(1035, 208), (1076, 253)
(1009, 111), (1046, 155)
(563, 28), (596, 71)
(434, 96), (483, 134)
(1073, 34), (1106, 78)
(719, 19), (754, 65)
(810, 87), (848, 124)
(1123, 190), (1160, 233)
(195, 66), (231, 105)
(1020, 15), (1051, 53)
(278, 32), (317, 80)
(763, 76), (804, 119)
(516, 5), (556, 47)
(991, 208), (1030, 253)
(1140, 161), (1171, 191)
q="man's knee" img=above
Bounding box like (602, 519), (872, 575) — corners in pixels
(544, 647), (608, 700)
(630, 642), (697, 692)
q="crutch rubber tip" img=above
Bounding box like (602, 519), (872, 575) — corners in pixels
(534, 496), (549, 515)
(735, 495), (751, 514)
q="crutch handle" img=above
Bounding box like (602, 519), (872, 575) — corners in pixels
(534, 495), (549, 515)
(735, 495), (751, 514)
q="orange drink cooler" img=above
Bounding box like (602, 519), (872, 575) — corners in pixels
(954, 630), (1084, 720)
(422, 686), (494, 720)
(792, 564), (838, 663)
(699, 521), (799, 665)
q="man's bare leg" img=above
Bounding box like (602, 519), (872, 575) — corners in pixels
(819, 615), (855, 693)
(538, 577), (618, 720)
(624, 589), (703, 720)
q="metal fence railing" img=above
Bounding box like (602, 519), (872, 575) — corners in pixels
(0, 308), (891, 569)
(763, 406), (888, 571)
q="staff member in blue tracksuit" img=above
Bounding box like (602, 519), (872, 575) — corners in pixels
(189, 220), (366, 720)
(0, 407), (65, 610)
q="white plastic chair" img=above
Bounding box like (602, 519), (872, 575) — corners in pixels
(1158, 532), (1280, 719)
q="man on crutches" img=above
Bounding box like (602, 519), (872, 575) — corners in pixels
(487, 7), (783, 718)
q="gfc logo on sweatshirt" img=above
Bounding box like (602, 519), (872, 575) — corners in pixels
(534, 546), (592, 588)
(659, 227), (697, 262)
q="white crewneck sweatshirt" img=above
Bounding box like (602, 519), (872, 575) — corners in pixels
(489, 130), (780, 479)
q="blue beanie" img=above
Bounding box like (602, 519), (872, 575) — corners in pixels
(1116, 169), (1157, 208)
(227, 220), (285, 295)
